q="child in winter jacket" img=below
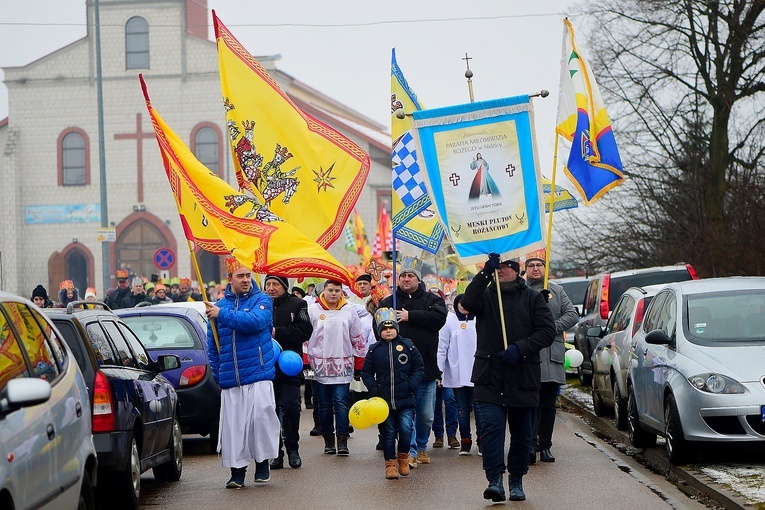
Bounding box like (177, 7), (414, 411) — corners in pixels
(361, 308), (424, 479)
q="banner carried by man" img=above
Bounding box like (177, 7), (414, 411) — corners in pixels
(411, 95), (546, 264)
(214, 11), (370, 249)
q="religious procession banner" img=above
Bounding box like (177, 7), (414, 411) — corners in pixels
(411, 95), (545, 265)
(141, 76), (359, 289)
(391, 49), (444, 254)
(214, 12), (370, 249)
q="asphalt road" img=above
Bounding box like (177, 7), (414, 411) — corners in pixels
(136, 404), (709, 509)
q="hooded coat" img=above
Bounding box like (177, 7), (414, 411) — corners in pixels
(57, 287), (80, 308)
(361, 334), (424, 411)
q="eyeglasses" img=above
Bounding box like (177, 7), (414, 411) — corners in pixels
(527, 263), (545, 268)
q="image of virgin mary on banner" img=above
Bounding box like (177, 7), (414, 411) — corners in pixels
(410, 95), (546, 265)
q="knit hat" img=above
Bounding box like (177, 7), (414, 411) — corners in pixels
(264, 275), (289, 292)
(375, 307), (399, 334)
(32, 285), (49, 300)
(291, 286), (306, 298)
(500, 259), (521, 273)
(85, 288), (97, 300)
(355, 274), (373, 283)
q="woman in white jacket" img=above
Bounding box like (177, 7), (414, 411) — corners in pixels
(437, 294), (482, 455)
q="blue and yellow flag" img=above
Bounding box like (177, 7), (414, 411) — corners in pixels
(215, 12), (370, 249)
(556, 19), (623, 204)
(391, 49), (444, 254)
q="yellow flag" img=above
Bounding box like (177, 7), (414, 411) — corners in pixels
(215, 13), (370, 249)
(141, 76), (358, 287)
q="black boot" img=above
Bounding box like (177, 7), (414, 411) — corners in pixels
(336, 435), (349, 456)
(270, 450), (284, 469)
(376, 433), (384, 451)
(287, 449), (302, 468)
(508, 474), (526, 501)
(529, 448), (537, 465)
(483, 474), (505, 502)
(323, 435), (336, 455)
(226, 467), (246, 489)
(539, 448), (555, 462)
(310, 418), (322, 436)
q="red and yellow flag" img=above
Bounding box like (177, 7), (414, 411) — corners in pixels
(372, 206), (393, 258)
(214, 12), (370, 249)
(140, 76), (358, 287)
(352, 210), (372, 265)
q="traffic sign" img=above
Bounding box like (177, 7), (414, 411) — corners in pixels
(153, 248), (175, 270)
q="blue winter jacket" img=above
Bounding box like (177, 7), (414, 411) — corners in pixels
(207, 280), (276, 389)
(361, 335), (424, 411)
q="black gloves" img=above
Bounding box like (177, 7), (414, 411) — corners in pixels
(485, 252), (501, 272)
(499, 344), (521, 366)
(353, 369), (362, 381)
(540, 289), (551, 303)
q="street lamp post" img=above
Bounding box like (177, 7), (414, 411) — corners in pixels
(94, 0), (111, 292)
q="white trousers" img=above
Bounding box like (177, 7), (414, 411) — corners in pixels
(219, 380), (280, 468)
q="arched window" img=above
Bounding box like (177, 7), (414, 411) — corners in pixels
(191, 123), (223, 177)
(126, 17), (149, 69)
(58, 128), (90, 186)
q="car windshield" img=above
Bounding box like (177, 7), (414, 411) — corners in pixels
(122, 315), (202, 350)
(686, 290), (765, 343)
(559, 280), (589, 306)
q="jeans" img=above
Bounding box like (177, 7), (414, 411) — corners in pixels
(532, 382), (561, 450)
(409, 379), (437, 455)
(381, 406), (415, 461)
(476, 401), (534, 480)
(453, 386), (482, 440)
(316, 382), (350, 436)
(274, 378), (301, 452)
(433, 385), (458, 437)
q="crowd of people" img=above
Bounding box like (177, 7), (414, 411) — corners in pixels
(34, 250), (576, 503)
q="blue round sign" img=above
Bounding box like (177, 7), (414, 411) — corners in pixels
(153, 248), (175, 270)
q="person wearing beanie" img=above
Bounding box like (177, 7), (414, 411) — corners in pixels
(460, 253), (555, 503)
(263, 273), (312, 470)
(31, 285), (54, 308)
(291, 287), (306, 299)
(362, 308), (424, 479)
(57, 280), (80, 308)
(523, 254), (578, 464)
(85, 288), (97, 301)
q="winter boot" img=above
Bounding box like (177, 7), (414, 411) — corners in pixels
(459, 438), (472, 456)
(447, 435), (460, 449)
(310, 418), (322, 436)
(225, 467), (246, 489)
(385, 459), (399, 479)
(336, 435), (350, 456)
(483, 474), (506, 502)
(253, 460), (270, 483)
(397, 452), (411, 477)
(433, 436), (444, 448)
(323, 435), (336, 454)
(270, 450), (284, 469)
(508, 474), (526, 501)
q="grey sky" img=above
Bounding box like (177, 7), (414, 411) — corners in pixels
(1, 0), (585, 178)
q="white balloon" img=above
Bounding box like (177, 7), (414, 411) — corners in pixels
(566, 348), (584, 369)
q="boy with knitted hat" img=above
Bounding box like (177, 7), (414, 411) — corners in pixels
(362, 308), (424, 479)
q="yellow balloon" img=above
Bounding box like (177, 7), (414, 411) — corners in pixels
(365, 397), (390, 425)
(349, 400), (372, 429)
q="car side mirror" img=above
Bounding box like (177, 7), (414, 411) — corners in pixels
(0, 378), (51, 416)
(645, 329), (672, 345)
(586, 326), (603, 338)
(156, 354), (181, 372)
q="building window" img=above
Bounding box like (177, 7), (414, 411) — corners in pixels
(191, 123), (223, 177)
(126, 17), (149, 70)
(57, 128), (90, 186)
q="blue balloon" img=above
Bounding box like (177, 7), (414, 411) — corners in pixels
(278, 350), (303, 377)
(272, 339), (282, 359)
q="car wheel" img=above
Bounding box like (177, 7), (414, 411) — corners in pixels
(613, 379), (627, 430)
(209, 417), (220, 454)
(627, 386), (656, 448)
(591, 377), (608, 416)
(578, 366), (592, 386)
(77, 470), (96, 510)
(664, 393), (688, 465)
(153, 414), (183, 481)
(107, 434), (140, 510)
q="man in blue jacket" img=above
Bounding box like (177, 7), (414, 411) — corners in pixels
(205, 256), (280, 489)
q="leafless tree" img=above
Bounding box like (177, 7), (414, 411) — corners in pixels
(559, 0), (765, 277)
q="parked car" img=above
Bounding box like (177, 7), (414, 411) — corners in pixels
(588, 285), (664, 429)
(553, 275), (589, 344)
(45, 301), (183, 510)
(626, 277), (765, 464)
(573, 264), (698, 384)
(115, 304), (221, 451)
(0, 292), (99, 510)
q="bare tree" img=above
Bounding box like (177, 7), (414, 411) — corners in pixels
(559, 0), (765, 277)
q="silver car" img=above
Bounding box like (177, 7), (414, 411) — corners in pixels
(589, 284), (664, 429)
(0, 292), (98, 510)
(627, 277), (765, 464)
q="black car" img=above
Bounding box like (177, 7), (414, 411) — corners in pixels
(45, 301), (183, 510)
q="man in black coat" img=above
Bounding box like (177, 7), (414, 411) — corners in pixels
(461, 254), (555, 503)
(264, 275), (313, 469)
(105, 269), (132, 310)
(378, 257), (447, 465)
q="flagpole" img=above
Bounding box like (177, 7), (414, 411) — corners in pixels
(186, 240), (220, 353)
(544, 135), (561, 289)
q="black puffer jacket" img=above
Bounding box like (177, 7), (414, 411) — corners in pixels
(272, 292), (312, 381)
(361, 335), (424, 411)
(378, 282), (447, 382)
(461, 270), (555, 407)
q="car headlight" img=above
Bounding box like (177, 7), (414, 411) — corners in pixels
(688, 373), (745, 394)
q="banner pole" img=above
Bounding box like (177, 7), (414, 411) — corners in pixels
(495, 268), (508, 349)
(544, 135), (561, 289)
(188, 240), (220, 353)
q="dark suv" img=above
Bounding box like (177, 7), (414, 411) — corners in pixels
(572, 265), (697, 385)
(45, 301), (183, 510)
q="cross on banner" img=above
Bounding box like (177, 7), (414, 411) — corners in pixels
(114, 113), (154, 202)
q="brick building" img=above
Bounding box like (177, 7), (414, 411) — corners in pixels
(0, 0), (390, 298)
